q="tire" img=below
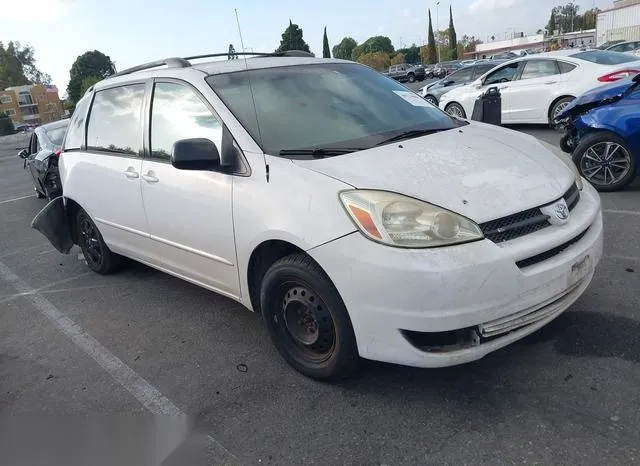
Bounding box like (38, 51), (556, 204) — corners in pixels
(445, 102), (467, 119)
(559, 132), (575, 154)
(549, 97), (574, 131)
(424, 95), (438, 106)
(572, 131), (636, 192)
(408, 73), (416, 83)
(260, 253), (360, 381)
(75, 209), (124, 274)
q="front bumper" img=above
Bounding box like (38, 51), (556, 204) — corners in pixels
(309, 181), (603, 368)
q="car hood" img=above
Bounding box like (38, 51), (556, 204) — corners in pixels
(293, 123), (574, 224)
(556, 75), (639, 120)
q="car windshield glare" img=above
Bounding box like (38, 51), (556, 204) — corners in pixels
(571, 50), (639, 65)
(208, 63), (458, 156)
(46, 126), (68, 147)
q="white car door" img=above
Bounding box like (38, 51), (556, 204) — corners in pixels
(140, 79), (239, 299)
(504, 59), (563, 123)
(75, 83), (155, 262)
(476, 62), (521, 123)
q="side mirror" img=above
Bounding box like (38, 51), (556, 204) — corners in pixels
(17, 149), (29, 159)
(171, 138), (221, 171)
(444, 80), (455, 86)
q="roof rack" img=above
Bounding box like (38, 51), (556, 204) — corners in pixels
(109, 50), (315, 78)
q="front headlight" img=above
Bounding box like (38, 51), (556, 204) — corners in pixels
(339, 190), (484, 248)
(539, 140), (583, 190)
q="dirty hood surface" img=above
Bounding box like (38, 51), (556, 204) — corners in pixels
(294, 123), (574, 223)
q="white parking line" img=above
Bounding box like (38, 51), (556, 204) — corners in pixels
(0, 259), (242, 465)
(0, 243), (51, 259)
(604, 209), (640, 217)
(0, 194), (32, 205)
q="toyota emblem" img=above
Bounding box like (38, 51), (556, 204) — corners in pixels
(555, 203), (569, 220)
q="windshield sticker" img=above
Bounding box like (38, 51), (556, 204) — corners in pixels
(393, 90), (432, 107)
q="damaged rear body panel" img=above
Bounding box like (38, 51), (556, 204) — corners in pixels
(31, 197), (74, 254)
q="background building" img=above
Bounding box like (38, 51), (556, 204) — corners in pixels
(0, 84), (64, 127)
(597, 0), (640, 46)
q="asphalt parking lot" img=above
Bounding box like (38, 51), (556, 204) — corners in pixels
(1, 122), (639, 465)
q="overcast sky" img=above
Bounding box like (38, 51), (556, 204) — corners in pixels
(1, 0), (612, 97)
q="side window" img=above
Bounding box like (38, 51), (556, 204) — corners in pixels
(86, 84), (145, 156)
(558, 61), (577, 74)
(472, 65), (493, 79)
(519, 60), (560, 80)
(63, 94), (93, 151)
(484, 63), (519, 85)
(450, 67), (473, 82)
(150, 82), (223, 162)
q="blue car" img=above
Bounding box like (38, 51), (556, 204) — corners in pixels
(556, 74), (640, 191)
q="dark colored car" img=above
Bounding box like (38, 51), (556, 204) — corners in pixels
(384, 63), (426, 83)
(555, 74), (640, 191)
(17, 119), (70, 200)
(421, 60), (505, 106)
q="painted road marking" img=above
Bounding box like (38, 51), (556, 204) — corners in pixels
(0, 194), (32, 205)
(0, 259), (242, 465)
(604, 209), (640, 217)
(0, 243), (51, 259)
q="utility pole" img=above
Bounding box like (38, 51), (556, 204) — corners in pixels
(435, 1), (441, 63)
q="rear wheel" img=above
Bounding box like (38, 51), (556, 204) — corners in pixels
(260, 253), (360, 381)
(408, 73), (416, 83)
(424, 95), (438, 106)
(445, 102), (467, 119)
(572, 132), (636, 192)
(76, 209), (124, 274)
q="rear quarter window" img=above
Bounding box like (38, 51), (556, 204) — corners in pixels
(63, 95), (92, 151)
(558, 61), (577, 73)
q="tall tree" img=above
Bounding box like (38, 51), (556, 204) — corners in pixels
(427, 9), (437, 64)
(351, 36), (394, 61)
(275, 20), (311, 53)
(322, 27), (331, 58)
(332, 37), (357, 60)
(546, 10), (557, 35)
(0, 41), (51, 89)
(396, 45), (421, 64)
(356, 52), (391, 71)
(67, 50), (116, 103)
(448, 6), (458, 60)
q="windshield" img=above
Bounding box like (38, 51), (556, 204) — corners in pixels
(45, 125), (68, 147)
(570, 50), (639, 65)
(208, 63), (459, 156)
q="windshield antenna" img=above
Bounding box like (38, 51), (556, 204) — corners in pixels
(234, 8), (266, 178)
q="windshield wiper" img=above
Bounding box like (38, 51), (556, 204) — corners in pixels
(278, 147), (362, 157)
(376, 128), (448, 146)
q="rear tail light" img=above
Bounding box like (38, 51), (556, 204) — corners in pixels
(598, 69), (640, 82)
(54, 149), (62, 157)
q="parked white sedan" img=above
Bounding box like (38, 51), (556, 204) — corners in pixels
(439, 50), (640, 125)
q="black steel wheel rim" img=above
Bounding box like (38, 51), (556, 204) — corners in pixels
(79, 216), (103, 266)
(579, 141), (631, 186)
(274, 282), (336, 364)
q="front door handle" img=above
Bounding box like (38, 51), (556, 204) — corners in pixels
(123, 167), (139, 179)
(142, 172), (159, 183)
(544, 81), (557, 85)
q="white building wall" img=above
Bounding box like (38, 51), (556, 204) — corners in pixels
(597, 4), (640, 45)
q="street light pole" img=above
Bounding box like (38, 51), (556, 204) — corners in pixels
(435, 1), (441, 63)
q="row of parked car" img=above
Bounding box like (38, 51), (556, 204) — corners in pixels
(416, 48), (640, 191)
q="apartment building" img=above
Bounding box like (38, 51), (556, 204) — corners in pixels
(0, 84), (64, 127)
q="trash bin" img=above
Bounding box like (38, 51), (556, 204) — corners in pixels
(471, 86), (502, 126)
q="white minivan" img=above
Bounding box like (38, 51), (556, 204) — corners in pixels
(33, 52), (603, 380)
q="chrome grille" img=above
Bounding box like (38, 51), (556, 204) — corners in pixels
(480, 183), (580, 243)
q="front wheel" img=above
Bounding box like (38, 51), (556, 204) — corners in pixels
(572, 132), (636, 192)
(445, 102), (467, 119)
(424, 95), (438, 106)
(260, 253), (360, 381)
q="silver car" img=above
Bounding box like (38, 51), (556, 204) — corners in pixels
(420, 61), (505, 106)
